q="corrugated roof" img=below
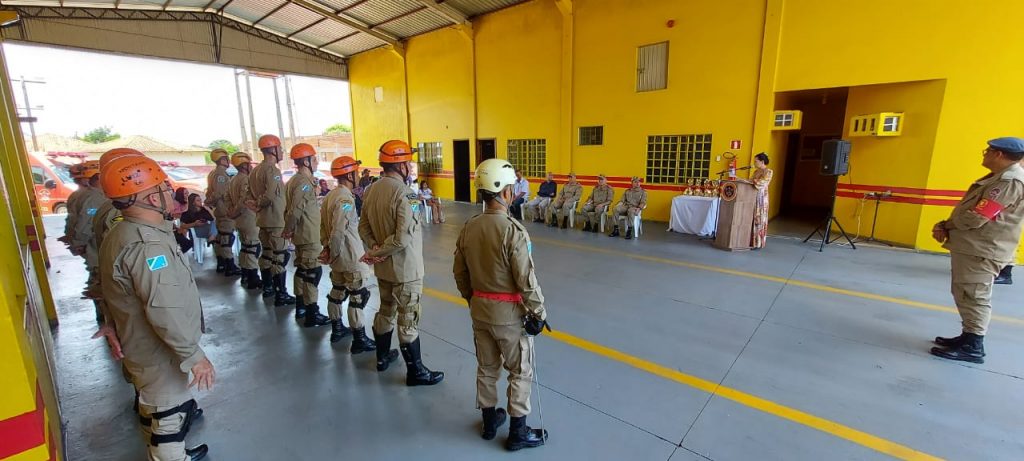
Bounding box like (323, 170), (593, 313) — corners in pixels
(2, 0), (532, 58)
(81, 135), (206, 153)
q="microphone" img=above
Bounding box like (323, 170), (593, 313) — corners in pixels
(735, 166), (752, 171)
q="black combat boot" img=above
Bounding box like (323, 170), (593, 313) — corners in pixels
(548, 217), (558, 228)
(239, 268), (249, 287)
(930, 332), (985, 363)
(400, 338), (444, 386)
(303, 304), (331, 328)
(934, 331), (967, 348)
(215, 257), (225, 273)
(582, 222), (592, 232)
(505, 415), (547, 451)
(560, 217), (568, 229)
(261, 270), (275, 298)
(330, 320), (351, 340)
(223, 258), (241, 277)
(245, 269), (263, 290)
(274, 273), (296, 307)
(350, 327), (377, 354)
(481, 407), (508, 440)
(293, 296), (307, 319)
(625, 227), (633, 240)
(374, 330), (400, 371)
(185, 444), (209, 461)
(994, 265), (1013, 285)
(608, 225), (620, 237)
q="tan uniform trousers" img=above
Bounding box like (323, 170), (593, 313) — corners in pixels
(85, 243), (101, 297)
(524, 197), (551, 221)
(473, 320), (534, 417)
(214, 219), (235, 260)
(373, 278), (422, 344)
(236, 222), (260, 270)
(950, 252), (1004, 335)
(327, 270), (369, 329)
(581, 203), (608, 226)
(258, 228), (287, 275)
(613, 203), (641, 226)
(293, 243), (322, 304)
(128, 362), (193, 461)
(548, 199), (575, 223)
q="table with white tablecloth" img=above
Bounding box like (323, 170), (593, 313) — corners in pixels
(668, 195), (720, 236)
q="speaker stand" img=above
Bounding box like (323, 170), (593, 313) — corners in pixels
(854, 194), (893, 247)
(803, 180), (856, 252)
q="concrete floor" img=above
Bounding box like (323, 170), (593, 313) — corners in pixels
(43, 203), (1024, 461)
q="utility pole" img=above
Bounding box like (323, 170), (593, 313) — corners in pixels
(272, 76), (285, 145)
(11, 76), (44, 152)
(244, 70), (257, 153)
(233, 70), (249, 152)
(284, 75), (297, 148)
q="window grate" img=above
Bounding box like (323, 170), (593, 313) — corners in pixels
(579, 126), (604, 146)
(507, 139), (546, 178)
(636, 41), (669, 92)
(417, 142), (443, 175)
(645, 134), (712, 184)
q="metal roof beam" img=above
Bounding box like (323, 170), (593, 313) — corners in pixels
(370, 5), (425, 29)
(252, 0), (288, 26)
(286, 16), (324, 38)
(414, 0), (468, 27)
(288, 0), (400, 49)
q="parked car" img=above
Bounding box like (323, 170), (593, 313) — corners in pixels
(281, 169), (330, 183)
(29, 154), (77, 215)
(163, 166), (206, 195)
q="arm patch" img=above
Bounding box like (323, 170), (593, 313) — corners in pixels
(973, 198), (1005, 220)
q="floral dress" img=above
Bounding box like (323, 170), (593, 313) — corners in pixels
(751, 167), (774, 248)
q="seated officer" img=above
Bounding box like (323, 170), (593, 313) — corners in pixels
(548, 173), (583, 228)
(581, 174), (614, 232)
(609, 176), (648, 239)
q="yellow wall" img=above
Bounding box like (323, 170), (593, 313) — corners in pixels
(349, 47), (408, 168)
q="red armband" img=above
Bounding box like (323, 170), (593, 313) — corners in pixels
(972, 198), (1005, 220)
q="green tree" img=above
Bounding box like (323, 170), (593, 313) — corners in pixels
(324, 123), (352, 135)
(79, 126), (120, 144)
(208, 139), (239, 154)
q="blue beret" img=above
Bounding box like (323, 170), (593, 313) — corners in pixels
(987, 137), (1024, 154)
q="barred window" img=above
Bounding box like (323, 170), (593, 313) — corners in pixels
(507, 139), (546, 178)
(417, 142), (443, 175)
(637, 41), (669, 92)
(645, 134), (712, 184)
(579, 126), (604, 146)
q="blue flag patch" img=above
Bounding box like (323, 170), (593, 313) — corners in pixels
(527, 242), (532, 255)
(86, 208), (98, 216)
(342, 203), (353, 211)
(146, 255), (168, 271)
(302, 184), (311, 192)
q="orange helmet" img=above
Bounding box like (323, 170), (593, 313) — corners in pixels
(100, 148), (144, 172)
(290, 143), (317, 160)
(378, 140), (414, 164)
(258, 135), (281, 149)
(80, 160), (101, 179)
(101, 155), (169, 199)
(230, 152), (252, 167)
(331, 156), (361, 177)
(210, 148), (230, 163)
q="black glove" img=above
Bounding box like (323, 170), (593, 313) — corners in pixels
(523, 316), (551, 336)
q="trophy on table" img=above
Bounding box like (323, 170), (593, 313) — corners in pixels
(701, 179), (711, 197)
(682, 178), (692, 195)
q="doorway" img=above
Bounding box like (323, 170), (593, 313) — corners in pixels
(477, 139), (496, 165)
(453, 139), (471, 202)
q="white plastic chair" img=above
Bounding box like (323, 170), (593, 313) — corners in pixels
(617, 209), (644, 239)
(421, 198), (432, 223)
(191, 223), (213, 264)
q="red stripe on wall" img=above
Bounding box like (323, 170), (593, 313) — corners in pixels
(836, 191), (961, 207)
(837, 183), (965, 198)
(0, 382), (46, 458)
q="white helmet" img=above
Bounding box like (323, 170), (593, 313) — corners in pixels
(474, 159), (517, 194)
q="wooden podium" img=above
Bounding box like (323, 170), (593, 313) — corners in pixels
(714, 180), (756, 251)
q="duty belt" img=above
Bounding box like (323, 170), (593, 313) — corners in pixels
(473, 291), (523, 303)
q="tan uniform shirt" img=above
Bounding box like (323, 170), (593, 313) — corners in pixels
(358, 175), (424, 283)
(620, 186), (648, 209)
(72, 187), (106, 248)
(206, 165), (231, 220)
(99, 218), (205, 391)
(64, 187), (85, 241)
(91, 199), (120, 251)
(249, 161), (285, 228)
(321, 186), (371, 275)
(227, 170), (256, 229)
(943, 163), (1024, 262)
(557, 183), (583, 205)
(454, 209), (545, 326)
(587, 184), (615, 206)
(284, 170), (321, 245)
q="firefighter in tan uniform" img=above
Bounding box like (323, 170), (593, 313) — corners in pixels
(206, 148), (240, 276)
(548, 173), (583, 229)
(581, 175), (614, 233)
(608, 176), (648, 239)
(246, 135), (296, 307)
(319, 156), (381, 352)
(227, 152), (262, 290)
(97, 154), (213, 461)
(454, 158), (549, 450)
(358, 140), (443, 385)
(931, 137), (1024, 363)
(70, 161), (107, 321)
(59, 163), (88, 246)
(283, 143), (330, 327)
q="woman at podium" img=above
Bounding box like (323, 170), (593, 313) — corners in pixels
(751, 153), (774, 249)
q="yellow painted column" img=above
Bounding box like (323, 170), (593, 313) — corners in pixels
(0, 41), (58, 323)
(748, 0), (785, 163)
(555, 0), (574, 174)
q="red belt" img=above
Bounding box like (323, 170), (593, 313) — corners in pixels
(473, 291), (523, 303)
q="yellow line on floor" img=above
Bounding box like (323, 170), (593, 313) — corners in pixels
(423, 287), (943, 461)
(532, 237), (1024, 327)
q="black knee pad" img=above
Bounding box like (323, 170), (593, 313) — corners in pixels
(310, 266), (323, 285)
(348, 286), (371, 308)
(148, 399), (197, 446)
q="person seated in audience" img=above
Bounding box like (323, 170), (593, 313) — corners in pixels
(419, 180), (445, 224)
(318, 179), (331, 197)
(178, 193), (214, 253)
(525, 172), (557, 223)
(581, 174), (614, 232)
(510, 169), (530, 220)
(549, 173), (583, 228)
(608, 176), (647, 239)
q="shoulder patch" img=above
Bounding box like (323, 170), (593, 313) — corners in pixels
(988, 187), (1001, 199)
(342, 202), (354, 211)
(302, 184), (311, 192)
(146, 254), (168, 271)
(274, 175), (281, 181)
(112, 215), (124, 222)
(527, 241), (532, 255)
(86, 207), (98, 216)
(217, 176), (227, 183)
(406, 193), (419, 200)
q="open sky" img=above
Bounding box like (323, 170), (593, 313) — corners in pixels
(4, 42), (351, 148)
